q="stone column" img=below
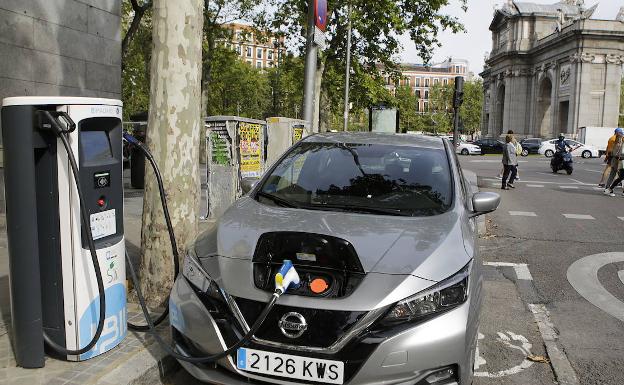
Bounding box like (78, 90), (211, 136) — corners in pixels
(604, 54), (623, 127)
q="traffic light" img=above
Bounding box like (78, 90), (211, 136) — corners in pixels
(453, 76), (464, 109)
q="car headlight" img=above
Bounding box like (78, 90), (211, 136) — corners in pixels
(381, 261), (471, 324)
(182, 252), (223, 302)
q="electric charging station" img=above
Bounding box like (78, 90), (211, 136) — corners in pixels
(2, 97), (126, 368)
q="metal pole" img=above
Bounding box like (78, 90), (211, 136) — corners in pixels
(302, 0), (317, 133)
(342, 4), (353, 132)
(452, 76), (464, 146)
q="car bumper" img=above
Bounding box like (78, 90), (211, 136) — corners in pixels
(169, 272), (481, 385)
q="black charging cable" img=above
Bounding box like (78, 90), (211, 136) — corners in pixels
(38, 111), (107, 356)
(122, 132), (283, 363)
(122, 133), (179, 330)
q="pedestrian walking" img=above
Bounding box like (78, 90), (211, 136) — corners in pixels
(501, 134), (518, 190)
(498, 130), (521, 180)
(600, 128), (623, 188)
(604, 132), (624, 197)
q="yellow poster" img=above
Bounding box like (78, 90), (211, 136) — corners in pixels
(293, 126), (304, 142)
(238, 122), (262, 178)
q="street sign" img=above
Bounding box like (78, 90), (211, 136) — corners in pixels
(315, 0), (327, 31)
(313, 27), (327, 49)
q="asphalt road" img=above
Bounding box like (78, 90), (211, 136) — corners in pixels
(466, 155), (624, 385)
(165, 155), (624, 385)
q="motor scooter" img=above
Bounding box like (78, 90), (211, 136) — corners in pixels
(551, 149), (574, 175)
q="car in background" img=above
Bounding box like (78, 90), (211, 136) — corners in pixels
(473, 138), (505, 154)
(170, 132), (500, 385)
(538, 139), (599, 158)
(450, 139), (482, 155)
(519, 138), (542, 156)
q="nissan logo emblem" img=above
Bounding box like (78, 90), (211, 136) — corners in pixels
(278, 312), (307, 339)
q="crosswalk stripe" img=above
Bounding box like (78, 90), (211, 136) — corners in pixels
(560, 186), (579, 189)
(618, 217), (624, 221)
(527, 184), (544, 188)
(509, 211), (537, 217)
(562, 214), (595, 220)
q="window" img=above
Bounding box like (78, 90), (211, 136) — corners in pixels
(235, 31), (241, 41)
(424, 90), (429, 100)
(406, 78), (411, 87)
(268, 50), (274, 60)
(443, 78), (448, 86)
(258, 142), (453, 216)
(247, 59), (252, 65)
(236, 44), (242, 55)
(256, 61), (263, 69)
(455, 65), (460, 73)
(257, 48), (263, 59)
(415, 90), (421, 98)
(268, 61), (274, 68)
(433, 78), (439, 85)
(425, 78), (430, 87)
(424, 101), (429, 112)
(415, 78), (421, 87)
(246, 47), (252, 57)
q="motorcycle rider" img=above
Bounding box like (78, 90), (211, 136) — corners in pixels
(552, 134), (572, 168)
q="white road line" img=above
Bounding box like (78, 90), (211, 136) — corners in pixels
(618, 217), (624, 221)
(483, 262), (534, 280)
(528, 304), (580, 385)
(526, 184), (544, 188)
(568, 178), (592, 185)
(619, 270), (624, 286)
(582, 169), (603, 173)
(594, 187), (606, 191)
(560, 186), (579, 189)
(509, 211), (537, 217)
(562, 214), (595, 220)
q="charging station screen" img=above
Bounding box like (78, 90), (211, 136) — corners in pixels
(81, 131), (112, 163)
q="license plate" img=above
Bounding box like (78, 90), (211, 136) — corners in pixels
(236, 348), (344, 384)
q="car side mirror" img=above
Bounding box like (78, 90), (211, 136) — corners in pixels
(241, 177), (259, 194)
(470, 192), (500, 218)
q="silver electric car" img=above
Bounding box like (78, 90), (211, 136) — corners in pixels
(169, 132), (500, 385)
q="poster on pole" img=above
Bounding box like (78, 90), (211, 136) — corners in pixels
(293, 125), (304, 143)
(238, 122), (263, 178)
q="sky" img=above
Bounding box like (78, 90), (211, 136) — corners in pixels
(398, 0), (622, 76)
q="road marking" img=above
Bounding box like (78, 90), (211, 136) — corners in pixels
(474, 331), (534, 378)
(594, 187), (606, 191)
(619, 270), (624, 286)
(562, 214), (595, 220)
(567, 252), (624, 322)
(568, 178), (592, 185)
(509, 211), (537, 217)
(582, 169), (603, 173)
(619, 217), (624, 221)
(526, 184), (544, 188)
(483, 262), (533, 280)
(529, 304), (580, 385)
(560, 186), (579, 189)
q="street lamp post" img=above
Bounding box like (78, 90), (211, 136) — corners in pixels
(343, 4), (353, 132)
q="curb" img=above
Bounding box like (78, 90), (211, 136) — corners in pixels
(95, 339), (179, 385)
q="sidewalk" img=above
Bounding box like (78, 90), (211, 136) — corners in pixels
(0, 173), (213, 385)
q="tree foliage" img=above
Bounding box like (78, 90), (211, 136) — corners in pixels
(460, 79), (483, 137)
(395, 85), (418, 132)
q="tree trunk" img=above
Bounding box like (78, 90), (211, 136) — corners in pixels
(141, 0), (204, 307)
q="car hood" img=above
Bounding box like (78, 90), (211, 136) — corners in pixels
(212, 197), (471, 282)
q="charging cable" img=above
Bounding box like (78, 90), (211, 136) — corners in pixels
(123, 132), (301, 363)
(38, 110), (107, 356)
(123, 133), (179, 330)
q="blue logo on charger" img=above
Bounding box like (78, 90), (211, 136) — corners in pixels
(78, 283), (127, 360)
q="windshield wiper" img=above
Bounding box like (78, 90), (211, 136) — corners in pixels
(310, 203), (411, 216)
(256, 191), (299, 208)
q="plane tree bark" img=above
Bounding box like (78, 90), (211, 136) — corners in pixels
(140, 0), (204, 306)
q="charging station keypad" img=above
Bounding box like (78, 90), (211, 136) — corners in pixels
(90, 209), (116, 240)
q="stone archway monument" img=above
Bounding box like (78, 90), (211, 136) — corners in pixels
(481, 1), (624, 139)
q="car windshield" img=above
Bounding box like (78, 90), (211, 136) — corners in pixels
(256, 142), (453, 217)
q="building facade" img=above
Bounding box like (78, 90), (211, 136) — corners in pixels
(385, 58), (470, 113)
(222, 23), (285, 70)
(481, 1), (624, 139)
(0, 0), (122, 102)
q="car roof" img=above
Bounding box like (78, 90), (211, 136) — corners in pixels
(302, 132), (446, 150)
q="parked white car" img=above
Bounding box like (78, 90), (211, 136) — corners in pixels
(538, 139), (599, 158)
(455, 141), (482, 155)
